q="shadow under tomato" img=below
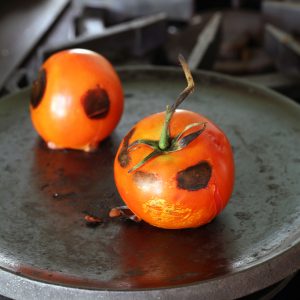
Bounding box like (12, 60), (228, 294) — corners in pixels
(31, 134), (122, 217)
(109, 218), (232, 289)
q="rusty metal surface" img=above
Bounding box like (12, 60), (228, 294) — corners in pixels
(42, 13), (167, 63)
(262, 1), (300, 35)
(0, 67), (299, 299)
(102, 0), (195, 22)
(264, 24), (300, 74)
(0, 0), (70, 91)
(188, 12), (222, 70)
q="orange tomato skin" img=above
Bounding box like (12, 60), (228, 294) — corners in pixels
(114, 110), (234, 229)
(30, 49), (123, 151)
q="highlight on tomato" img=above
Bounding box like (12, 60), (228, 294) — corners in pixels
(114, 55), (234, 229)
(30, 48), (124, 152)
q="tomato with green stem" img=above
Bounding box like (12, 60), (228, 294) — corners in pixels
(114, 55), (234, 229)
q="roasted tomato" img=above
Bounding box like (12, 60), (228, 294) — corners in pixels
(30, 49), (123, 152)
(114, 55), (234, 229)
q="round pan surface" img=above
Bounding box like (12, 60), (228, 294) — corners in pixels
(0, 67), (299, 299)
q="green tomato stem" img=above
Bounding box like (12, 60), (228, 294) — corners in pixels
(127, 55), (199, 173)
(158, 54), (195, 151)
(158, 105), (172, 150)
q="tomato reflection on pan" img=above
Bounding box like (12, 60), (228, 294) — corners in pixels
(31, 136), (120, 217)
(110, 220), (231, 288)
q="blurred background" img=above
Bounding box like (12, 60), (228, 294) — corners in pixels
(0, 0), (300, 102)
(0, 0), (299, 299)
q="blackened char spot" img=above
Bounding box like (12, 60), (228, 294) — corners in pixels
(118, 127), (135, 168)
(82, 86), (110, 119)
(177, 161), (212, 191)
(30, 68), (46, 108)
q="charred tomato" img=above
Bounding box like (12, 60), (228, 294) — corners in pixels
(30, 49), (123, 152)
(114, 55), (234, 229)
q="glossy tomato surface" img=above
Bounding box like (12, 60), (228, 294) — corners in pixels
(30, 49), (123, 151)
(114, 109), (234, 229)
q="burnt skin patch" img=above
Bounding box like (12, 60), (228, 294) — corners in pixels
(133, 171), (159, 190)
(118, 127), (135, 168)
(30, 68), (46, 108)
(177, 161), (212, 191)
(82, 86), (110, 119)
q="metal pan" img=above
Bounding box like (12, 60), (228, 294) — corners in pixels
(0, 67), (299, 299)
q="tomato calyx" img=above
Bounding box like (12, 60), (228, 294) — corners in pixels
(127, 122), (207, 173)
(127, 55), (207, 173)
